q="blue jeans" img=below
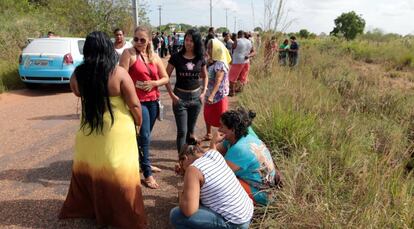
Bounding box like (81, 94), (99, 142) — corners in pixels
(138, 100), (159, 178)
(170, 206), (250, 229)
(173, 88), (202, 153)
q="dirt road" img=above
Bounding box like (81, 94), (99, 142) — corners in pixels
(0, 72), (213, 228)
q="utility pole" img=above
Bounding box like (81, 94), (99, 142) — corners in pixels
(210, 0), (213, 27)
(225, 8), (229, 30)
(158, 5), (162, 31)
(251, 0), (255, 30)
(132, 0), (139, 27)
(234, 16), (237, 33)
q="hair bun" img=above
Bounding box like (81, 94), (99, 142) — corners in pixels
(248, 110), (256, 120)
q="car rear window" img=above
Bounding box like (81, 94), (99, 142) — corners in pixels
(78, 40), (85, 55)
(24, 39), (70, 54)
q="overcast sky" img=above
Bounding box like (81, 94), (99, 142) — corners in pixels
(145, 0), (414, 35)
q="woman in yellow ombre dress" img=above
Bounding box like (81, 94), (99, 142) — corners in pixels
(59, 31), (147, 228)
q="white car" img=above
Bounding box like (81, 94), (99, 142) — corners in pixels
(18, 37), (85, 86)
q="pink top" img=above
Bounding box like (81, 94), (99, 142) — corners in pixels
(128, 57), (160, 102)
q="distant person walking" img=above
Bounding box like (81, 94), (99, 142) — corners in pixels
(152, 32), (161, 55)
(203, 38), (232, 140)
(113, 28), (132, 58)
(288, 36), (299, 67)
(166, 28), (208, 153)
(167, 34), (173, 55)
(160, 31), (168, 58)
(59, 31), (147, 228)
(172, 32), (180, 54)
(120, 26), (169, 189)
(228, 30), (255, 96)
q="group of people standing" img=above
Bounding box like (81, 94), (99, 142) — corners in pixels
(58, 26), (281, 229)
(265, 35), (300, 67)
(152, 31), (184, 58)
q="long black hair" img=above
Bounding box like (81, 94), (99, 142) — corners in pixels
(75, 31), (117, 135)
(220, 107), (256, 141)
(179, 28), (204, 61)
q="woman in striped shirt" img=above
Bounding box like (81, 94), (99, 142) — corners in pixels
(170, 141), (253, 229)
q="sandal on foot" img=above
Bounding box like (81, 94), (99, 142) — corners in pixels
(144, 176), (159, 189)
(151, 165), (162, 173)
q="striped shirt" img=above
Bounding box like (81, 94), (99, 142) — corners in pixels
(191, 150), (254, 224)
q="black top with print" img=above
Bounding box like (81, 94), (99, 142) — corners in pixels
(168, 53), (206, 90)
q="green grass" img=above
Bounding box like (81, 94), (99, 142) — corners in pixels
(243, 39), (414, 228)
(0, 61), (24, 93)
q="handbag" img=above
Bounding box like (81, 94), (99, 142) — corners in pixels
(138, 51), (164, 121)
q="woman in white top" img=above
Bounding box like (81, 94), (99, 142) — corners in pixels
(170, 141), (253, 229)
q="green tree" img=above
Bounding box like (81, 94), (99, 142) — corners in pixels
(330, 11), (365, 40)
(254, 27), (263, 32)
(174, 23), (192, 32)
(198, 26), (210, 34)
(298, 29), (310, 38)
(216, 27), (229, 34)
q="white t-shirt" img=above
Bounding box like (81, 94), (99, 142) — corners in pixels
(232, 38), (252, 64)
(191, 150), (254, 224)
(115, 41), (132, 56)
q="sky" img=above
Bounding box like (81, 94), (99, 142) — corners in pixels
(144, 0), (414, 35)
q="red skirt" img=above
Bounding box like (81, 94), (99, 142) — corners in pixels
(204, 97), (228, 127)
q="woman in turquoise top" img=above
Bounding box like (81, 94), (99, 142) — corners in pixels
(211, 108), (280, 205)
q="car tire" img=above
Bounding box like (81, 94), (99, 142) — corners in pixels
(24, 83), (38, 89)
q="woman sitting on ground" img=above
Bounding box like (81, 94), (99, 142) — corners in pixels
(170, 140), (253, 229)
(211, 107), (281, 206)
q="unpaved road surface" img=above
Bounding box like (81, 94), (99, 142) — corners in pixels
(0, 65), (225, 228)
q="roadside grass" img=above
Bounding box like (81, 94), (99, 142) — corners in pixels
(242, 39), (414, 228)
(0, 61), (24, 93)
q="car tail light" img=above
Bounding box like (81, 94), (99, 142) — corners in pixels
(63, 53), (73, 64)
(19, 54), (22, 64)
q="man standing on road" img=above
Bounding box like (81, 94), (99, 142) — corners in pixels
(113, 28), (132, 58)
(228, 30), (256, 96)
(160, 31), (167, 58)
(152, 32), (161, 56)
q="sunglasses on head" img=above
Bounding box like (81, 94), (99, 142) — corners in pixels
(133, 37), (147, 43)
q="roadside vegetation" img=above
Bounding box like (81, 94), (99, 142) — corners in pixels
(2, 1), (414, 227)
(0, 0), (148, 93)
(243, 36), (414, 228)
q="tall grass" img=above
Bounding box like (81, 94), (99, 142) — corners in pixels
(243, 38), (414, 228)
(0, 0), (135, 93)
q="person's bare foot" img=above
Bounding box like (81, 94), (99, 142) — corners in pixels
(144, 176), (159, 189)
(151, 165), (162, 173)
